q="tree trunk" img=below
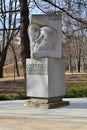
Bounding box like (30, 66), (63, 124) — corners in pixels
(15, 55), (20, 77)
(19, 0), (30, 78)
(10, 44), (20, 77)
(0, 66), (3, 78)
(77, 56), (81, 73)
(69, 57), (72, 73)
(0, 41), (9, 78)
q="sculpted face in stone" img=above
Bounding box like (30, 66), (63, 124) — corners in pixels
(28, 24), (58, 53)
(29, 24), (40, 43)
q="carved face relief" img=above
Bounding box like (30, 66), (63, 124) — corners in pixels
(28, 24), (40, 42)
(28, 24), (58, 53)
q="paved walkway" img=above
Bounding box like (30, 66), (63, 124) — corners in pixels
(0, 98), (87, 130)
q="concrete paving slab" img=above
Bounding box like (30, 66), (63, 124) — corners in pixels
(0, 98), (87, 130)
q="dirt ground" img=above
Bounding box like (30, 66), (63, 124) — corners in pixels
(0, 77), (26, 94)
(0, 73), (87, 95)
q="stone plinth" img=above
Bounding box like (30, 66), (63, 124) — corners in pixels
(26, 58), (65, 98)
(24, 97), (69, 109)
(26, 58), (69, 108)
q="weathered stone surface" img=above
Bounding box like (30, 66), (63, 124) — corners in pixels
(26, 58), (66, 98)
(28, 14), (62, 58)
(26, 14), (69, 109)
(26, 58), (47, 75)
(24, 97), (69, 109)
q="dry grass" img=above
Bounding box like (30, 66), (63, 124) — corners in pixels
(3, 62), (24, 77)
(0, 78), (25, 94)
(1, 64), (87, 99)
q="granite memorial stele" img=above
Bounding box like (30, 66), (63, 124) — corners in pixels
(25, 14), (69, 108)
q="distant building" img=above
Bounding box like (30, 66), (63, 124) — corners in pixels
(12, 36), (21, 45)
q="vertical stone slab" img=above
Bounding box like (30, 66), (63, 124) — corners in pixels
(48, 58), (66, 97)
(28, 14), (62, 58)
(26, 58), (48, 97)
(25, 14), (69, 108)
(26, 58), (65, 98)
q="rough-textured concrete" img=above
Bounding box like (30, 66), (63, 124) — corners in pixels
(0, 98), (87, 130)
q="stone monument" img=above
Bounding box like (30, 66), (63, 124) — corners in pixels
(25, 14), (69, 108)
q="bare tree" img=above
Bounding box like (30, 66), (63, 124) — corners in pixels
(0, 0), (20, 78)
(19, 0), (30, 78)
(17, 0), (87, 75)
(40, 0), (87, 72)
(10, 42), (20, 77)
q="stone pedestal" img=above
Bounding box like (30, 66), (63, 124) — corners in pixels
(25, 14), (69, 108)
(25, 58), (69, 108)
(24, 97), (69, 109)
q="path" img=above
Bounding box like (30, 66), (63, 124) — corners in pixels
(0, 98), (87, 130)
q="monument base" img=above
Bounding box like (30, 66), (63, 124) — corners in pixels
(24, 97), (69, 109)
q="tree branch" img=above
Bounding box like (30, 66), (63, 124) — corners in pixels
(0, 10), (20, 14)
(42, 0), (87, 25)
(34, 0), (46, 13)
(0, 27), (20, 31)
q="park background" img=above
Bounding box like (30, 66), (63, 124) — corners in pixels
(0, 0), (87, 99)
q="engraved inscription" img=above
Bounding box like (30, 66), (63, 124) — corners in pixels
(26, 63), (47, 75)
